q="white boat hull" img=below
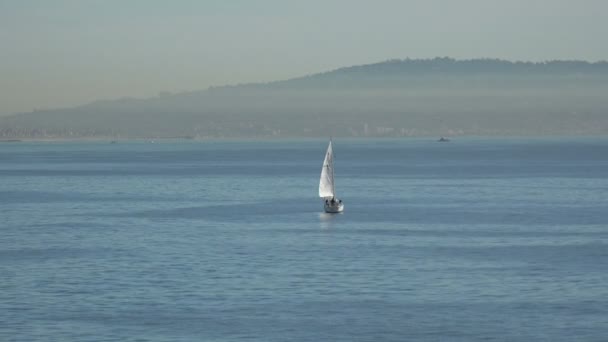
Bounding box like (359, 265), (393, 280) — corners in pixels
(324, 201), (344, 213)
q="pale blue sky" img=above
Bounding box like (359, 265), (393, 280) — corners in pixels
(1, 0), (606, 115)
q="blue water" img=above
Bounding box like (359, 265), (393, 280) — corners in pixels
(1, 138), (607, 341)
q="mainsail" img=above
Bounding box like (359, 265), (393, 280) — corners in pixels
(319, 140), (335, 198)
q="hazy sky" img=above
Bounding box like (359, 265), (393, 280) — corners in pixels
(1, 0), (606, 115)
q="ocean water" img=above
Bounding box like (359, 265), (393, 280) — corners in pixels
(1, 137), (607, 341)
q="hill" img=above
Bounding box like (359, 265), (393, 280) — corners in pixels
(2, 57), (608, 139)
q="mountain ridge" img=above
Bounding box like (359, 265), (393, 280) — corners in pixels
(2, 57), (607, 139)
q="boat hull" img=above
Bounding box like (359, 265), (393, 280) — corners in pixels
(324, 201), (344, 213)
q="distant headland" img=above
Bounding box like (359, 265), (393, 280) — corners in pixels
(1, 57), (607, 139)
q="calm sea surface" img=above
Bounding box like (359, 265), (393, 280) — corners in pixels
(1, 137), (607, 341)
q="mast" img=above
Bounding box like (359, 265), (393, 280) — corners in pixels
(330, 139), (335, 197)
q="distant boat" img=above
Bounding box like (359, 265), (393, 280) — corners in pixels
(438, 136), (450, 142)
(319, 139), (344, 213)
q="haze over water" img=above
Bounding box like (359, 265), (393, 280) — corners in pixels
(2, 137), (607, 341)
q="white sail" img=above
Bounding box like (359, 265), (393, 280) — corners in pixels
(319, 140), (335, 198)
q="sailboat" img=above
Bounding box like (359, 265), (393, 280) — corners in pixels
(319, 139), (344, 213)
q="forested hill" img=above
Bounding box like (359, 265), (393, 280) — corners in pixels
(330, 58), (608, 75)
(2, 58), (608, 139)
